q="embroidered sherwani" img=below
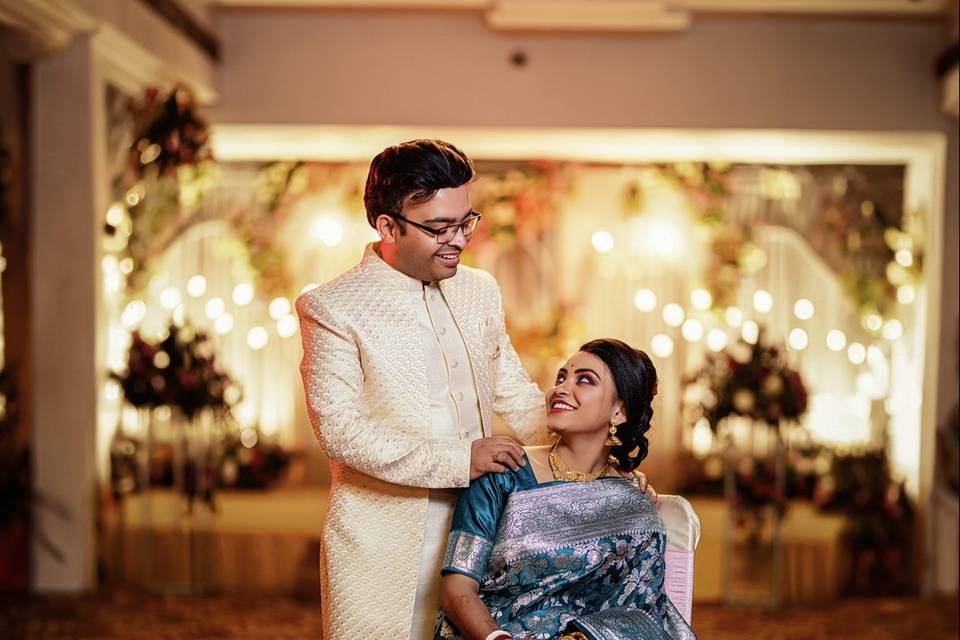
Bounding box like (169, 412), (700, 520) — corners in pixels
(296, 243), (548, 638)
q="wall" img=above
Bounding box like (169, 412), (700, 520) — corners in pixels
(212, 8), (959, 468)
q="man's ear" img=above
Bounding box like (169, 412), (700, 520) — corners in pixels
(374, 214), (398, 243)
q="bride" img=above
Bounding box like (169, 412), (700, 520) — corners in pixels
(434, 338), (696, 640)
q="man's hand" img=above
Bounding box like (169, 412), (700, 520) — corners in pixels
(470, 437), (526, 481)
(615, 467), (658, 503)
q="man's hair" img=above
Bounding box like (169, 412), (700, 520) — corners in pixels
(363, 139), (476, 229)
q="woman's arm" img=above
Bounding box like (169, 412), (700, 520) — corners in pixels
(440, 573), (503, 640)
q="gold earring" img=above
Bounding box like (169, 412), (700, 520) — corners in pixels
(605, 419), (622, 447)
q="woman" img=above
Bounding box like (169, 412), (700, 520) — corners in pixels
(435, 339), (696, 640)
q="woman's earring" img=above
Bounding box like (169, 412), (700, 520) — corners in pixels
(605, 419), (623, 447)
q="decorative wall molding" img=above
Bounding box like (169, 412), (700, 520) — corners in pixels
(215, 0), (953, 32)
(0, 0), (96, 60)
(936, 41), (959, 119)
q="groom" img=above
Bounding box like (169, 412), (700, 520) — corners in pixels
(296, 139), (548, 639)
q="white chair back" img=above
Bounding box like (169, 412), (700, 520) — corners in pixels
(657, 495), (701, 624)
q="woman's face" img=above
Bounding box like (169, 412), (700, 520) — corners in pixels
(545, 350), (622, 436)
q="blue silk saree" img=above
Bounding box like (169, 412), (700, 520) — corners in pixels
(434, 457), (696, 640)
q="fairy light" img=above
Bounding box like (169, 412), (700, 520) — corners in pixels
(159, 287), (181, 311)
(214, 313), (234, 335)
(246, 326), (269, 350)
(741, 321), (760, 345)
(662, 303), (685, 327)
(897, 285), (915, 305)
(187, 275), (207, 298)
(882, 319), (904, 341)
(233, 283), (255, 306)
(793, 299), (815, 320)
(633, 289), (657, 312)
(725, 307), (743, 328)
(826, 330), (847, 352)
(752, 290), (773, 314)
(650, 334), (674, 358)
(690, 288), (712, 311)
(681, 319), (704, 342)
(277, 314), (298, 338)
(205, 297), (225, 320)
(788, 328), (809, 350)
(848, 342), (866, 364)
(591, 230), (614, 253)
(269, 297), (291, 320)
(706, 328), (728, 352)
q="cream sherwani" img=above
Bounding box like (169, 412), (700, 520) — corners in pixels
(296, 243), (547, 638)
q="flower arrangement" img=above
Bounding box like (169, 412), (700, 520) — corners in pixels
(112, 323), (240, 419)
(128, 86), (211, 181)
(218, 430), (294, 490)
(685, 332), (809, 430)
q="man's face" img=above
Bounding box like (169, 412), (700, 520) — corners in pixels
(378, 185), (473, 283)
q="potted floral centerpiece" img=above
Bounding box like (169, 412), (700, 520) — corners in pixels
(684, 330), (809, 605)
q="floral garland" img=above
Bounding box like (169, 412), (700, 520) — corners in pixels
(222, 162), (365, 299)
(634, 163), (923, 324)
(105, 86), (218, 296)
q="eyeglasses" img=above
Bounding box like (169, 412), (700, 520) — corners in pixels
(389, 211), (483, 244)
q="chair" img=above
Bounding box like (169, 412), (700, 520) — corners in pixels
(657, 495), (701, 625)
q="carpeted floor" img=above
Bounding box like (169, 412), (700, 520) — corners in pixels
(0, 591), (957, 639)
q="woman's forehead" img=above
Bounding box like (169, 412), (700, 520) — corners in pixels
(562, 351), (609, 375)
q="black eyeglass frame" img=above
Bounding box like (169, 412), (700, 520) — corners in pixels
(387, 211), (483, 244)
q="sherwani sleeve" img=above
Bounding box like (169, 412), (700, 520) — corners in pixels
(488, 281), (551, 446)
(297, 294), (472, 489)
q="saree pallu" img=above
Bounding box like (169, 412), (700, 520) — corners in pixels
(435, 467), (696, 640)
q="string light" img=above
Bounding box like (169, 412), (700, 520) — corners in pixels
(706, 328), (728, 352)
(793, 299), (814, 320)
(826, 330), (847, 351)
(752, 290), (773, 314)
(863, 314), (883, 332)
(650, 334), (674, 358)
(246, 326), (269, 350)
(233, 283), (255, 306)
(214, 313), (234, 335)
(269, 297), (291, 320)
(882, 319), (903, 341)
(894, 249), (913, 267)
(591, 230), (614, 253)
(300, 283), (320, 295)
(788, 328), (808, 350)
(848, 342), (866, 364)
(205, 297), (225, 320)
(725, 307), (743, 328)
(897, 285), (915, 305)
(277, 314), (298, 338)
(741, 321), (760, 345)
(681, 319), (704, 342)
(311, 216), (345, 247)
(187, 275), (207, 298)
(690, 289), (713, 310)
(159, 287), (181, 310)
(121, 300), (146, 329)
(662, 303), (685, 327)
(633, 289), (657, 312)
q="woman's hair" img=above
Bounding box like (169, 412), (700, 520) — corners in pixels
(579, 338), (658, 472)
(363, 139), (475, 229)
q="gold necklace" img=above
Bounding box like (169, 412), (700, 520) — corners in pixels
(548, 441), (609, 482)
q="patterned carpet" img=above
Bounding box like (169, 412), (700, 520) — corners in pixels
(0, 591), (956, 639)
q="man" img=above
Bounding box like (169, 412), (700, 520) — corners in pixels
(297, 139), (545, 638)
(297, 139), (648, 638)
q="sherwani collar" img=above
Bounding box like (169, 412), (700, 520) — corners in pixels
(360, 242), (468, 297)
